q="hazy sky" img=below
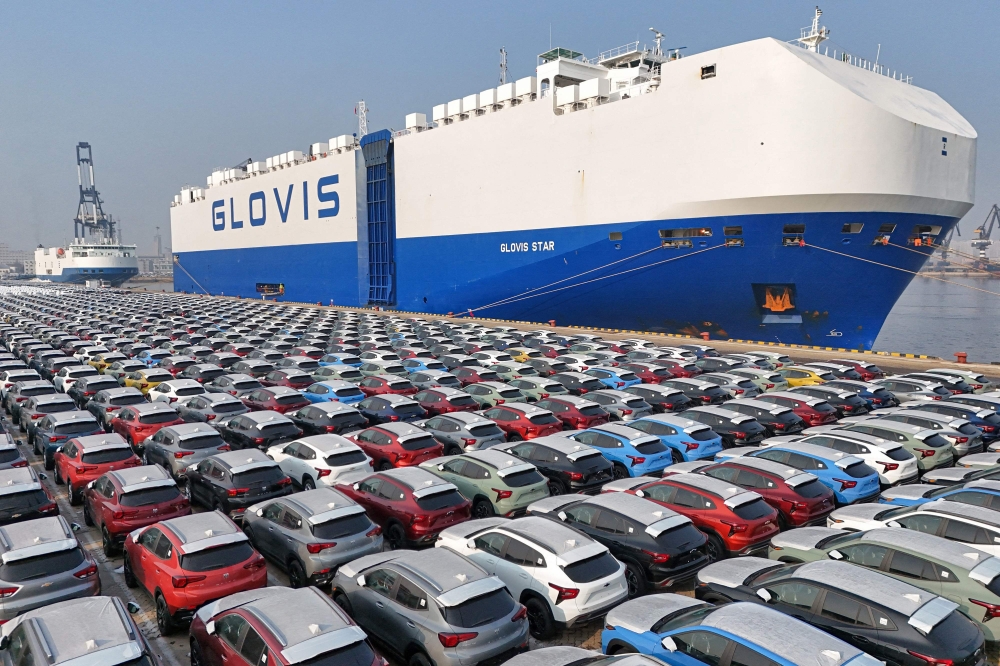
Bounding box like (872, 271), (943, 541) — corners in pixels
(2, 1), (997, 255)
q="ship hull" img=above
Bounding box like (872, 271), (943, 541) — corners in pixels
(36, 266), (139, 287)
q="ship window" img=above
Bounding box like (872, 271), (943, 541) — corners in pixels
(910, 225), (942, 237)
(782, 224), (805, 235)
(701, 65), (716, 80)
(878, 224), (896, 234)
(609, 232), (622, 242)
(659, 228), (712, 239)
(841, 223), (863, 234)
(723, 226), (743, 236)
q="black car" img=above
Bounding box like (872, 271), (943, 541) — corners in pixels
(524, 358), (571, 377)
(529, 492), (709, 597)
(204, 373), (263, 398)
(204, 352), (242, 369)
(549, 372), (605, 396)
(677, 406), (767, 448)
(86, 387), (147, 431)
(625, 385), (694, 413)
(902, 373), (974, 394)
(67, 375), (122, 408)
(178, 363), (227, 385)
(789, 386), (871, 418)
(719, 399), (805, 437)
(185, 449), (292, 520)
(659, 378), (730, 405)
(825, 379), (900, 408)
(498, 436), (613, 495)
(216, 411), (303, 450)
(229, 359), (274, 378)
(694, 559), (985, 666)
(356, 395), (426, 424)
(288, 402), (368, 436)
(0, 467), (57, 525)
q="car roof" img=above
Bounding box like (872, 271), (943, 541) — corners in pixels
(605, 593), (707, 634)
(501, 516), (606, 561)
(297, 434), (362, 454)
(686, 405), (755, 421)
(160, 423), (220, 440)
(637, 414), (712, 433)
(71, 433), (130, 452)
(963, 479), (1000, 493)
(380, 466), (456, 496)
(244, 411), (293, 424)
(767, 441), (860, 463)
(805, 431), (901, 449)
(859, 527), (996, 571)
(723, 399), (790, 413)
(47, 410), (98, 426)
(794, 559), (940, 617)
(283, 487), (363, 522)
(464, 449), (536, 474)
(592, 423), (655, 441)
(213, 449), (277, 473)
(660, 473), (761, 507)
(0, 516), (76, 561)
(580, 493), (689, 534)
(0, 467), (41, 496)
(128, 401), (177, 415)
(109, 464), (174, 493)
(374, 422), (429, 438)
(437, 411), (495, 426)
(918, 499), (1000, 529)
(29, 393), (76, 405)
(160, 511), (247, 554)
(897, 409), (968, 426)
(719, 457), (819, 483)
(97, 386), (143, 397)
(528, 436), (601, 457)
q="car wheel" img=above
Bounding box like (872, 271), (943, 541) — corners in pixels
(612, 463), (629, 480)
(68, 482), (80, 506)
(671, 449), (684, 465)
(302, 476), (316, 490)
(102, 527), (117, 557)
(123, 556), (137, 588)
(289, 560), (307, 589)
(83, 502), (94, 526)
(705, 533), (726, 563)
(385, 523), (406, 550)
(625, 562), (646, 598)
(525, 597), (555, 639)
(333, 591), (353, 616)
(547, 479), (567, 496)
(44, 455), (54, 471)
(190, 638), (206, 666)
(507, 433), (522, 442)
(155, 594), (175, 636)
(472, 499), (495, 519)
(445, 445), (463, 456)
(54, 468), (63, 485)
(609, 413), (621, 421)
(408, 652), (432, 666)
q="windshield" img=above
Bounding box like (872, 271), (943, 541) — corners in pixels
(179, 541), (254, 572)
(0, 548), (84, 582)
(120, 486), (181, 507)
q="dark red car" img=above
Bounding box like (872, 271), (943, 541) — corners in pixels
(160, 355), (197, 377)
(289, 346), (324, 359)
(259, 369), (313, 389)
(396, 347), (433, 360)
(830, 358), (886, 381)
(619, 362), (672, 384)
(696, 457), (835, 528)
(756, 391), (838, 426)
(83, 463), (191, 555)
(538, 344), (570, 359)
(412, 387), (478, 415)
(221, 343), (254, 357)
(54, 432), (142, 505)
(535, 396), (609, 430)
(358, 374), (419, 397)
(481, 403), (562, 440)
(451, 366), (501, 387)
(606, 472), (780, 560)
(650, 359), (703, 378)
(336, 467), (471, 547)
(348, 422), (444, 469)
(241, 387), (310, 414)
(111, 402), (185, 448)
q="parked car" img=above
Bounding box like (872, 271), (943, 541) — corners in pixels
(796, 431), (920, 486)
(142, 423), (232, 479)
(481, 403), (563, 440)
(718, 398), (805, 437)
(628, 414), (726, 463)
(204, 372), (263, 398)
(497, 436), (614, 495)
(534, 395), (609, 430)
(678, 405), (768, 448)
(175, 392), (250, 423)
(53, 431), (142, 504)
(562, 423), (674, 478)
(266, 434), (373, 488)
(0, 466), (57, 524)
(184, 449), (293, 521)
(32, 410), (104, 469)
(356, 394), (427, 424)
(755, 391), (839, 427)
(288, 401), (368, 436)
(216, 411), (303, 451)
(85, 386), (146, 431)
(417, 411), (507, 453)
(422, 448), (550, 518)
(348, 422), (444, 470)
(829, 420), (956, 471)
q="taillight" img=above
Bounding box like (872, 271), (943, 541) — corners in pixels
(953, 437), (968, 444)
(539, 393), (549, 399)
(172, 574), (207, 588)
(511, 605), (527, 622)
(462, 438), (477, 446)
(173, 451), (194, 459)
(566, 471), (583, 481)
(731, 431), (747, 439)
(626, 455), (645, 466)
(314, 468), (331, 478)
(879, 462), (899, 471)
(982, 425), (997, 433)
(252, 437), (265, 445)
(620, 409), (632, 416)
(906, 651), (953, 666)
(492, 488), (512, 501)
(720, 520), (747, 537)
(76, 464), (99, 473)
(438, 632), (478, 648)
(10, 461), (26, 468)
(227, 487), (250, 497)
(683, 441), (700, 451)
(734, 389), (744, 395)
(389, 415), (400, 422)
(206, 414), (216, 421)
(548, 583), (580, 604)
(243, 557), (267, 571)
(914, 448), (937, 458)
(0, 587), (18, 598)
(74, 563), (98, 579)
(38, 502), (56, 514)
(970, 598), (1000, 620)
(366, 525), (382, 537)
(306, 542), (336, 554)
(765, 383), (774, 389)
(833, 478), (857, 491)
(641, 549), (670, 564)
(49, 435), (66, 443)
(218, 445), (231, 451)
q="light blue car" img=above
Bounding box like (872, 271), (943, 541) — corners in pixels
(136, 349), (171, 368)
(628, 414), (725, 462)
(878, 478), (1000, 507)
(301, 380), (365, 405)
(584, 366), (642, 390)
(562, 423), (673, 479)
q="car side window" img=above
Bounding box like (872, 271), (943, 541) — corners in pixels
(729, 643), (782, 666)
(364, 568), (399, 598)
(462, 462), (490, 479)
(358, 478), (382, 495)
(139, 528), (162, 553)
(262, 503), (283, 523)
(671, 631), (731, 666)
(378, 481), (406, 502)
(704, 467), (738, 483)
(737, 470), (772, 489)
(896, 514), (944, 535)
(838, 544), (888, 569)
(393, 575), (428, 610)
(216, 613), (249, 651)
(564, 505), (599, 527)
(280, 509), (302, 530)
(504, 538), (545, 567)
(886, 551), (937, 581)
(755, 449), (789, 464)
(820, 591), (875, 628)
(474, 532), (508, 556)
(7, 624), (34, 666)
(209, 464), (225, 480)
(153, 534), (173, 560)
(766, 581), (820, 611)
(594, 510), (627, 535)
(296, 445), (316, 461)
(643, 483), (677, 504)
(946, 491), (992, 508)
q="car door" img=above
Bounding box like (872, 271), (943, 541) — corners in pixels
(355, 477), (386, 523)
(387, 575), (431, 654)
(814, 589), (881, 655)
(134, 527), (164, 592)
(666, 629), (734, 666)
(494, 535), (538, 599)
(352, 567), (399, 645)
(208, 612), (252, 666)
(759, 579), (822, 622)
(882, 549), (944, 595)
(941, 517), (1000, 556)
(470, 531), (508, 575)
(273, 442), (305, 480)
(253, 502), (284, 557)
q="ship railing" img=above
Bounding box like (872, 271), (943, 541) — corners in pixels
(598, 41), (640, 64)
(787, 40), (912, 84)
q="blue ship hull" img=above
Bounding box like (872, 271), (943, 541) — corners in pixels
(173, 210), (956, 350)
(37, 266), (138, 287)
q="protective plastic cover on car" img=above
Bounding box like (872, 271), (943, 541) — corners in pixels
(605, 593), (707, 634)
(697, 557), (782, 589)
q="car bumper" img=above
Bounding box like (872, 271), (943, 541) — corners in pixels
(559, 587), (629, 628)
(0, 576), (101, 620)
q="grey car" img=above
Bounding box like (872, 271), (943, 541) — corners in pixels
(204, 372), (263, 398)
(311, 364), (365, 383)
(588, 389), (653, 422)
(877, 409), (984, 456)
(244, 487), (383, 588)
(417, 412), (507, 454)
(698, 372), (762, 399)
(409, 369), (462, 390)
(176, 392), (250, 424)
(85, 386), (146, 431)
(19, 393), (77, 437)
(464, 381), (528, 408)
(873, 377), (951, 402)
(0, 516), (100, 620)
(5, 380), (55, 422)
(331, 547), (528, 666)
(142, 423), (231, 479)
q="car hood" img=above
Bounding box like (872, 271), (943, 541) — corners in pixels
(829, 504), (896, 523)
(921, 467), (977, 484)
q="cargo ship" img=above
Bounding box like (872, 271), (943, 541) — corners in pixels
(169, 10), (976, 349)
(34, 239), (138, 286)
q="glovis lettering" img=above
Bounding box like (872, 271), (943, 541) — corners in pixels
(500, 240), (555, 253)
(211, 174), (340, 231)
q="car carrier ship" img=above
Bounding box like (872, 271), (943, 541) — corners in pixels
(169, 9), (977, 349)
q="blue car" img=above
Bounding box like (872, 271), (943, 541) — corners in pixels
(563, 423), (674, 478)
(584, 366), (642, 390)
(302, 381), (365, 405)
(916, 399), (1000, 442)
(741, 442), (881, 505)
(601, 594), (880, 666)
(628, 414), (724, 462)
(824, 379), (900, 409)
(31, 410), (104, 469)
(319, 353), (362, 367)
(136, 349), (171, 367)
(401, 357), (447, 374)
(356, 394), (427, 425)
(879, 478), (1000, 507)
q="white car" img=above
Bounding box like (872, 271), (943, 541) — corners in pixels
(437, 515), (628, 638)
(148, 378), (206, 406)
(266, 434), (373, 488)
(827, 498), (1000, 556)
(795, 431), (920, 485)
(471, 350), (514, 367)
(554, 354), (601, 373)
(957, 452), (1000, 468)
(72, 346), (108, 364)
(0, 369), (40, 398)
(53, 365), (100, 393)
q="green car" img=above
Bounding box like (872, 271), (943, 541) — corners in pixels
(507, 377), (570, 402)
(488, 362), (540, 382)
(421, 449), (550, 518)
(729, 368), (789, 393)
(832, 421), (955, 471)
(768, 526), (1000, 640)
(311, 364), (363, 383)
(463, 381), (528, 408)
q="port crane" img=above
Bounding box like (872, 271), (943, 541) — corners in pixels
(972, 204), (1000, 271)
(73, 142), (118, 241)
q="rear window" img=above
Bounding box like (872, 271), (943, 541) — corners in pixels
(503, 469), (545, 487)
(578, 405), (605, 416)
(468, 424), (503, 437)
(275, 394), (306, 405)
(285, 375), (312, 387)
(180, 434), (226, 450)
(324, 413), (367, 428)
(110, 395), (146, 407)
(37, 401), (76, 414)
(0, 450), (18, 464)
(176, 387), (204, 397)
(921, 434), (951, 448)
(441, 588), (515, 628)
(399, 435), (438, 451)
(448, 395), (476, 407)
(296, 361), (319, 371)
(886, 447), (913, 462)
(54, 421), (99, 434)
(688, 429), (717, 442)
(394, 403), (424, 415)
(528, 413), (559, 425)
(179, 541), (254, 572)
(415, 488), (466, 511)
(844, 461), (877, 478)
(634, 440), (667, 454)
(732, 499), (774, 520)
(0, 490), (49, 511)
(656, 523), (703, 549)
(213, 402), (245, 413)
(311, 513), (372, 540)
(81, 448), (133, 464)
(140, 412), (179, 425)
(120, 486), (181, 507)
(258, 423), (300, 437)
(561, 551), (620, 583)
(232, 467), (285, 487)
(0, 547), (85, 582)
(325, 450), (368, 467)
(233, 380), (262, 390)
(22, 387), (56, 397)
(793, 479), (829, 498)
(335, 388), (364, 398)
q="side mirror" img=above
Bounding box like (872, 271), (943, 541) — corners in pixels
(756, 588), (773, 603)
(255, 509), (264, 517)
(828, 549), (844, 560)
(660, 637), (677, 652)
(557, 511), (568, 521)
(634, 489), (645, 498)
(126, 602), (141, 614)
(437, 464), (445, 471)
(353, 483), (360, 491)
(466, 538), (477, 550)
(87, 481), (95, 489)
(885, 520), (902, 528)
(356, 574), (366, 588)
(0, 635), (9, 651)
(205, 620), (216, 635)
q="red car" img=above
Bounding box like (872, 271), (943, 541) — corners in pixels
(538, 344), (570, 359)
(289, 346), (324, 359)
(358, 374), (419, 397)
(124, 511), (267, 635)
(241, 387), (310, 414)
(336, 467), (471, 548)
(412, 387), (477, 415)
(756, 392), (838, 426)
(348, 423), (444, 469)
(605, 472), (780, 560)
(650, 359), (703, 378)
(54, 432), (142, 505)
(259, 369), (313, 389)
(830, 359), (886, 381)
(160, 356), (197, 377)
(111, 402), (185, 448)
(696, 458), (835, 528)
(451, 366), (501, 387)
(481, 403), (562, 440)
(190, 586), (385, 666)
(83, 463), (191, 556)
(620, 362), (672, 384)
(221, 343), (254, 357)
(535, 396), (609, 430)
(396, 347), (433, 360)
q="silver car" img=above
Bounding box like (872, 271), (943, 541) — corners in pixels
(332, 547), (528, 666)
(175, 392), (250, 424)
(409, 369), (463, 390)
(142, 423), (230, 479)
(698, 372), (761, 399)
(0, 516), (100, 620)
(587, 389), (652, 421)
(203, 372), (263, 398)
(417, 412), (507, 453)
(873, 377), (951, 402)
(244, 487), (383, 588)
